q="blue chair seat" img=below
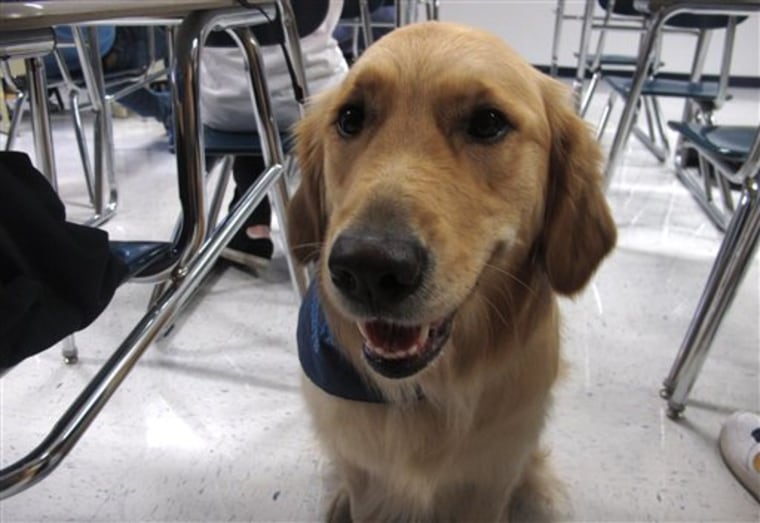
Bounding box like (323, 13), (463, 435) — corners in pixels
(598, 0), (747, 29)
(667, 122), (755, 162)
(109, 240), (176, 280)
(605, 75), (728, 103)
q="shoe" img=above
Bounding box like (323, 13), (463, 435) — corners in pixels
(719, 411), (760, 502)
(221, 229), (273, 272)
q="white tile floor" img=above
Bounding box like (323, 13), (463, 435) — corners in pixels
(1, 82), (758, 522)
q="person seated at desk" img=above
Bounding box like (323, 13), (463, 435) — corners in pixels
(45, 26), (173, 138)
(200, 0), (348, 270)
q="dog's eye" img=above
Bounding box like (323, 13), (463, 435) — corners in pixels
(336, 105), (365, 138)
(466, 109), (511, 143)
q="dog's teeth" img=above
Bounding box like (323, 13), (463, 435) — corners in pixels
(418, 323), (430, 346)
(358, 321), (433, 360)
(357, 322), (369, 339)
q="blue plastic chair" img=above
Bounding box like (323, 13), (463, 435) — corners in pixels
(594, 2), (746, 163)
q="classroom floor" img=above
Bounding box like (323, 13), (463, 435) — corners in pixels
(1, 82), (758, 522)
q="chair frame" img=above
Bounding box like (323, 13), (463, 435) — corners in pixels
(338, 0), (439, 59)
(3, 26), (171, 227)
(600, 0), (760, 419)
(670, 122), (750, 230)
(0, 1), (307, 499)
(590, 3), (739, 166)
(603, 0), (759, 184)
(661, 126), (760, 418)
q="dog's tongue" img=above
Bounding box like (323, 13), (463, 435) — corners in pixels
(360, 320), (426, 355)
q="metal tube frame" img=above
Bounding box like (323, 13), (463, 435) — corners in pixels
(604, 1), (760, 185)
(661, 156), (760, 418)
(572, 0), (597, 111)
(0, 3), (301, 499)
(72, 25), (119, 226)
(228, 23), (308, 297)
(359, 0), (375, 48)
(617, 1), (760, 418)
(550, 0), (566, 77)
(25, 55), (58, 189)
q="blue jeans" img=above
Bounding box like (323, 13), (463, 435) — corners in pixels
(44, 26), (172, 130)
(44, 26), (116, 76)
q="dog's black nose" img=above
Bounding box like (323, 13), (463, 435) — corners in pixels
(328, 232), (427, 310)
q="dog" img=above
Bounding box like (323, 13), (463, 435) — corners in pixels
(287, 21), (616, 522)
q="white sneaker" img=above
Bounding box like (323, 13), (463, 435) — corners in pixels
(719, 411), (760, 502)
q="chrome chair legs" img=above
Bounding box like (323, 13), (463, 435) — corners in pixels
(661, 170), (759, 418)
(0, 4), (302, 499)
(0, 164), (283, 499)
(61, 333), (79, 364)
(25, 54), (58, 187)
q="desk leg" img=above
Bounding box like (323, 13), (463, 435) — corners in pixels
(234, 26), (308, 297)
(276, 0), (309, 103)
(73, 26), (118, 225)
(358, 0), (374, 47)
(572, 0), (596, 111)
(395, 0), (415, 26)
(661, 175), (760, 418)
(603, 13), (662, 186)
(550, 0), (566, 78)
(24, 56), (57, 189)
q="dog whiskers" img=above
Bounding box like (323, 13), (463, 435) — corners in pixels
(478, 287), (521, 351)
(483, 263), (536, 298)
(478, 294), (508, 328)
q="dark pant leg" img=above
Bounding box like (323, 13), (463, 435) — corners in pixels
(231, 155), (270, 227)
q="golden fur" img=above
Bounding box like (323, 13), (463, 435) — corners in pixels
(287, 21), (616, 522)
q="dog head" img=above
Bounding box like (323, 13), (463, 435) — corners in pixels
(288, 22), (616, 382)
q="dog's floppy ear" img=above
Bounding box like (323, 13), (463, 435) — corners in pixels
(540, 78), (616, 296)
(287, 102), (328, 265)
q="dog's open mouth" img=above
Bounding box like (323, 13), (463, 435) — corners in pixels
(357, 315), (453, 379)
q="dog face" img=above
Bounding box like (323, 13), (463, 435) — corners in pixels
(288, 22), (615, 382)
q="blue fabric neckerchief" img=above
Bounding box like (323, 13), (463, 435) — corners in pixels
(297, 281), (386, 403)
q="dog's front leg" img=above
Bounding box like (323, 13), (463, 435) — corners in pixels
(433, 483), (514, 522)
(326, 488), (352, 523)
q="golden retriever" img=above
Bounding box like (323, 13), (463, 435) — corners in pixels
(287, 21), (616, 522)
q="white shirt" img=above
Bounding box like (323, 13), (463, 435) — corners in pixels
(200, 1), (348, 132)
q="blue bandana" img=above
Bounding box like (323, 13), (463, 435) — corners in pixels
(297, 281), (386, 403)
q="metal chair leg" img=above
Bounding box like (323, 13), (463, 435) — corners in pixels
(642, 96), (659, 146)
(25, 56), (57, 189)
(651, 96), (670, 155)
(596, 91), (618, 142)
(4, 90), (25, 151)
(549, 0), (566, 78)
(206, 155), (234, 236)
(579, 70), (601, 117)
(661, 174), (760, 418)
(631, 98), (668, 163)
(69, 89), (97, 204)
(74, 26), (118, 227)
(358, 0), (374, 48)
(61, 334), (78, 365)
(717, 173), (736, 214)
(425, 0), (440, 21)
(572, 0), (596, 112)
(271, 156), (309, 297)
